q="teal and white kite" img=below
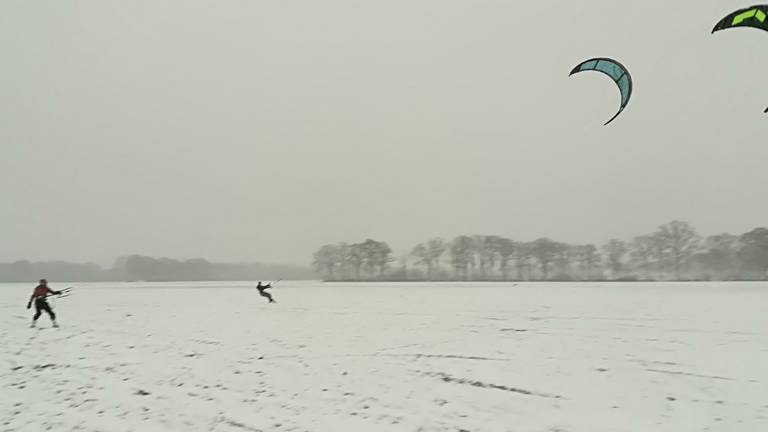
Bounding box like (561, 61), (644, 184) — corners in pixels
(570, 57), (633, 125)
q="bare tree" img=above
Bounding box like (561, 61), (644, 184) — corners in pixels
(530, 238), (560, 280)
(657, 221), (700, 280)
(515, 242), (534, 280)
(411, 243), (430, 278)
(494, 237), (516, 280)
(472, 235), (500, 280)
(450, 236), (474, 280)
(738, 228), (768, 279)
(412, 238), (447, 280)
(629, 235), (655, 279)
(603, 239), (628, 279)
(313, 244), (341, 280)
(426, 238), (447, 274)
(572, 244), (600, 280)
(347, 243), (364, 281)
(336, 243), (351, 281)
(693, 234), (740, 280)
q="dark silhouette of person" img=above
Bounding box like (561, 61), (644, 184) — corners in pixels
(27, 279), (62, 327)
(256, 281), (276, 303)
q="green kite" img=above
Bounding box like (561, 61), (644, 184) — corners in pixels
(569, 57), (633, 126)
(712, 5), (768, 113)
(712, 5), (768, 33)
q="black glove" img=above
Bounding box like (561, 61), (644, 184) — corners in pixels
(26, 302), (31, 309)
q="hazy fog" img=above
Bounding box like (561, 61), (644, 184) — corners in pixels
(1, 0), (766, 265)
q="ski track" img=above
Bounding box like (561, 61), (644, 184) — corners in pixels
(419, 371), (564, 399)
(1, 281), (767, 432)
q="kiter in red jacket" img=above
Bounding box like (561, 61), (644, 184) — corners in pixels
(27, 279), (62, 328)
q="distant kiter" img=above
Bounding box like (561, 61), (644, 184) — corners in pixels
(27, 279), (64, 328)
(256, 281), (276, 304)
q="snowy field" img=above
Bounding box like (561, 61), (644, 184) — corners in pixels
(1, 281), (767, 432)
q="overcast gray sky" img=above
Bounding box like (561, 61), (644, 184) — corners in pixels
(1, 0), (767, 266)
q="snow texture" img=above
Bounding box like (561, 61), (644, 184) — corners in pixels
(1, 281), (767, 432)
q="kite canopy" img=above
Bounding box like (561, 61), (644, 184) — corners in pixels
(569, 57), (633, 125)
(712, 5), (768, 113)
(712, 5), (768, 33)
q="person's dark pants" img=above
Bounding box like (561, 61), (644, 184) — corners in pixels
(259, 291), (275, 303)
(34, 299), (56, 321)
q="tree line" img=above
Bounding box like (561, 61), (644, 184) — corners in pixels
(312, 221), (768, 281)
(0, 255), (316, 282)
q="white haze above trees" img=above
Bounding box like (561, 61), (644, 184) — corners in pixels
(313, 221), (768, 282)
(2, 1), (768, 265)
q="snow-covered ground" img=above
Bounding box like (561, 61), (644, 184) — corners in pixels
(1, 281), (767, 432)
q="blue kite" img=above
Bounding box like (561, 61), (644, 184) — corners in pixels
(570, 57), (633, 125)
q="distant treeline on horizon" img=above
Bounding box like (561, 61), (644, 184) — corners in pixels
(313, 221), (768, 282)
(0, 255), (317, 283)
